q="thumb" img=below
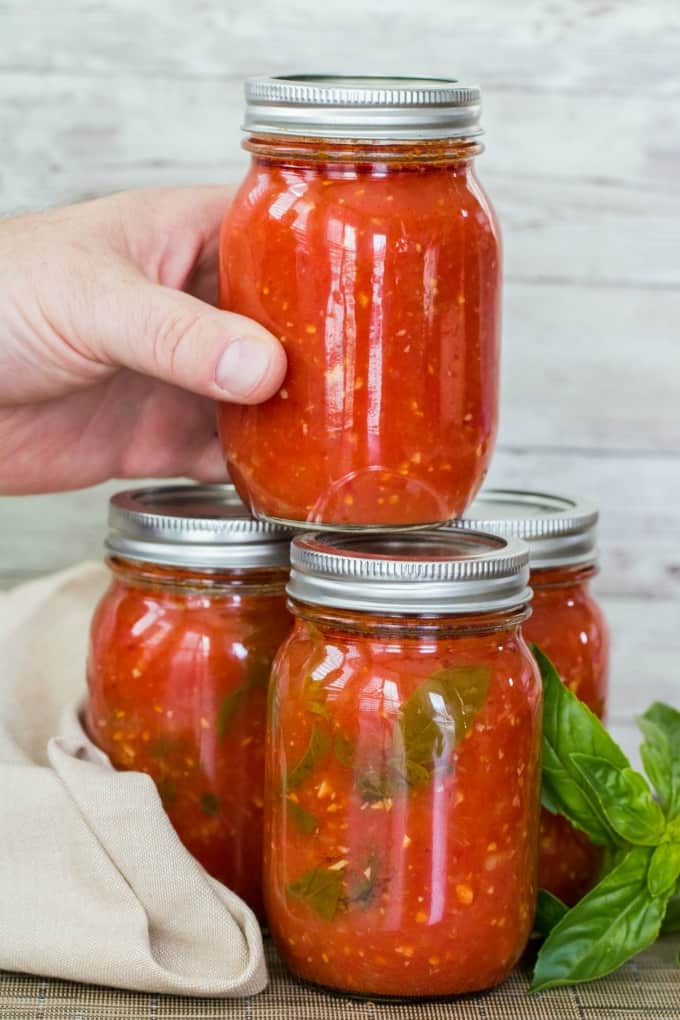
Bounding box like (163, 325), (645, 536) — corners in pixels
(101, 276), (287, 403)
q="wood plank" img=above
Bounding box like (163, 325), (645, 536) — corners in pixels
(604, 595), (680, 722)
(2, 0), (679, 97)
(2, 74), (679, 288)
(3, 73), (679, 202)
(488, 448), (680, 601)
(498, 285), (680, 453)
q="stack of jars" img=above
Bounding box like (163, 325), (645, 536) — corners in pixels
(86, 77), (609, 999)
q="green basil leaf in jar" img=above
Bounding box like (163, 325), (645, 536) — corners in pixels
(396, 665), (490, 784)
(287, 866), (344, 921)
(284, 725), (331, 792)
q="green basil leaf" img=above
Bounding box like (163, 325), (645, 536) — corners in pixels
(304, 676), (330, 719)
(333, 733), (355, 768)
(534, 645), (627, 847)
(661, 892), (680, 935)
(637, 717), (672, 811)
(200, 792), (220, 816)
(149, 736), (180, 758)
(356, 766), (396, 803)
(287, 866), (343, 920)
(216, 685), (247, 738)
(345, 852), (380, 907)
(534, 889), (569, 937)
(286, 800), (318, 835)
(397, 665), (490, 783)
(246, 658), (271, 689)
(648, 842), (680, 898)
(570, 754), (667, 846)
(157, 775), (177, 804)
(531, 845), (669, 992)
(403, 759), (432, 786)
(284, 725), (330, 792)
(218, 659), (273, 738)
(639, 703), (680, 819)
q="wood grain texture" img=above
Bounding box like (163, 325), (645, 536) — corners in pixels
(0, 0), (678, 728)
(2, 1), (679, 97)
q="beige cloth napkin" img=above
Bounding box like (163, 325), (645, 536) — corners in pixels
(0, 563), (267, 996)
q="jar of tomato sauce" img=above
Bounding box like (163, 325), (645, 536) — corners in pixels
(264, 529), (540, 997)
(85, 485), (293, 918)
(456, 490), (610, 904)
(218, 75), (501, 529)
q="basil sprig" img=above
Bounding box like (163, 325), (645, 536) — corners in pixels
(531, 646), (680, 992)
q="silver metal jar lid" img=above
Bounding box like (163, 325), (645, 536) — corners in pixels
(106, 485), (293, 569)
(452, 490), (599, 570)
(243, 75), (482, 141)
(287, 529), (530, 615)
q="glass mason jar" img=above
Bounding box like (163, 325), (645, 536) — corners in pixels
(85, 485), (293, 919)
(457, 490), (610, 904)
(264, 530), (541, 997)
(218, 75), (501, 529)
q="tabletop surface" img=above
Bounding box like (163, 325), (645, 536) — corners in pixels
(1, 938), (678, 1020)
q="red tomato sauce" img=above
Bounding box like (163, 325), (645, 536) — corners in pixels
(525, 564), (610, 904)
(218, 138), (501, 528)
(86, 558), (291, 918)
(264, 607), (541, 997)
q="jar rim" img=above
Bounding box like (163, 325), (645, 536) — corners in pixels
(243, 74), (483, 141)
(287, 528), (531, 615)
(106, 484), (293, 569)
(451, 489), (599, 570)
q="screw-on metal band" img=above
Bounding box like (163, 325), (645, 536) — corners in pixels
(287, 529), (531, 615)
(243, 75), (483, 141)
(453, 490), (599, 570)
(106, 485), (293, 569)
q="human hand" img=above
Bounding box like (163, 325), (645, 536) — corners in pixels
(0, 187), (286, 494)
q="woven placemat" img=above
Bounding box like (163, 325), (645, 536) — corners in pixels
(1, 938), (678, 1019)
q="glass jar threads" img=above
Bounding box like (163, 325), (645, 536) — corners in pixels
(218, 75), (501, 529)
(264, 529), (541, 997)
(456, 489), (610, 903)
(85, 485), (293, 918)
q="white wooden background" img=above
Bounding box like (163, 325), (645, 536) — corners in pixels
(1, 0), (679, 759)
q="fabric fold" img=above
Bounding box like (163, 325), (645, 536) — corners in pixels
(0, 563), (267, 996)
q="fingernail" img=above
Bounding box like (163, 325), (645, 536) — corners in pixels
(216, 338), (272, 398)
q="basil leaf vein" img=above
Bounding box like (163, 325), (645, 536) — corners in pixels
(534, 645), (626, 847)
(570, 753), (667, 846)
(531, 845), (671, 992)
(638, 702), (680, 819)
(648, 842), (680, 898)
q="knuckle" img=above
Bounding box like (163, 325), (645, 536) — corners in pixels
(150, 306), (207, 379)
